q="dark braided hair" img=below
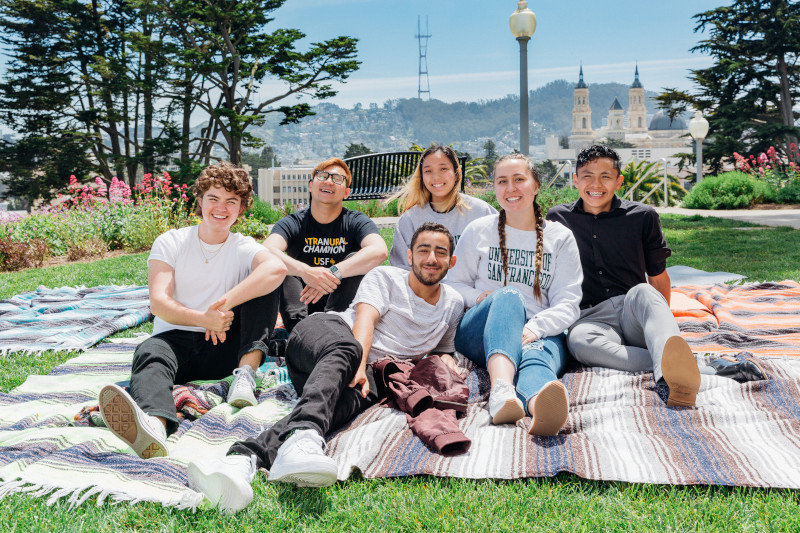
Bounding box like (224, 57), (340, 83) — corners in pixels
(494, 153), (544, 302)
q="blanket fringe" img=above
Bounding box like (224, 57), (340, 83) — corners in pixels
(0, 479), (203, 511)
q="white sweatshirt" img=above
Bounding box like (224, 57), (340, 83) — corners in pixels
(446, 214), (583, 339)
(389, 195), (496, 270)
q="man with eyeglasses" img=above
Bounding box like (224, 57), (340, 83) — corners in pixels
(264, 157), (388, 341)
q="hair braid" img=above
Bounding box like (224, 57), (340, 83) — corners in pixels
(498, 209), (509, 286)
(532, 199), (544, 302)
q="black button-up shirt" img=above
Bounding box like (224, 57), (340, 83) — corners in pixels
(546, 196), (671, 308)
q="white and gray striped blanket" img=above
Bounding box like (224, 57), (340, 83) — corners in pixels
(0, 286), (150, 355)
(1, 340), (799, 511)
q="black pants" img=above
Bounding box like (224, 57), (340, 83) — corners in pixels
(130, 291), (279, 435)
(228, 313), (378, 469)
(279, 274), (363, 333)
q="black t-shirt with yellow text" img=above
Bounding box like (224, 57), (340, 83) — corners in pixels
(271, 208), (378, 268)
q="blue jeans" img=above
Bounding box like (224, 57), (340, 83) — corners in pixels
(454, 286), (568, 414)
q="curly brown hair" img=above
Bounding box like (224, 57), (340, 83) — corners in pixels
(192, 161), (254, 216)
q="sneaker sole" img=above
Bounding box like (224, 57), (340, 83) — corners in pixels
(662, 336), (701, 408)
(228, 394), (257, 408)
(491, 397), (526, 425)
(187, 461), (253, 513)
(268, 469), (338, 488)
(528, 381), (568, 437)
(99, 385), (167, 459)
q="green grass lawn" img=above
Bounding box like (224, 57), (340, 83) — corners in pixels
(0, 217), (798, 532)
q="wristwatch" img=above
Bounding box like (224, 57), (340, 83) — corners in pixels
(329, 264), (343, 280)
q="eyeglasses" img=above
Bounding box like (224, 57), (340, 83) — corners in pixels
(314, 170), (347, 185)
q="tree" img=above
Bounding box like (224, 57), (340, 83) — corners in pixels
(241, 145), (280, 181)
(599, 137), (635, 149)
(150, 0), (360, 166)
(535, 159), (559, 185)
(619, 160), (687, 207)
(483, 139), (498, 173)
(343, 142), (373, 159)
(655, 0), (800, 171)
(559, 135), (570, 149)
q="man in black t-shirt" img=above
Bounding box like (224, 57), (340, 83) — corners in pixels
(547, 145), (701, 408)
(265, 157), (388, 334)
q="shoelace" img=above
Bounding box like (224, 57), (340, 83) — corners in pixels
(294, 432), (327, 455)
(232, 369), (256, 391)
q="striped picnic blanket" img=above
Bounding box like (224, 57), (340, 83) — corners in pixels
(0, 340), (294, 509)
(0, 286), (150, 355)
(2, 336), (800, 511)
(673, 281), (800, 356)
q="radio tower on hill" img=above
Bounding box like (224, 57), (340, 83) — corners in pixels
(416, 16), (431, 100)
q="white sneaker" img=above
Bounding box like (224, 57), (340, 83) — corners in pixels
(99, 383), (168, 459)
(487, 379), (526, 425)
(527, 380), (569, 437)
(188, 454), (257, 513)
(268, 429), (338, 487)
(228, 366), (257, 408)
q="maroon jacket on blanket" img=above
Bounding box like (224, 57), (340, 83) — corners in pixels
(373, 355), (471, 456)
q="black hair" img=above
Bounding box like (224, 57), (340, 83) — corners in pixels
(576, 144), (622, 173)
(410, 222), (455, 256)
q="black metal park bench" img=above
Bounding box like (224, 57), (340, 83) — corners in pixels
(343, 151), (467, 200)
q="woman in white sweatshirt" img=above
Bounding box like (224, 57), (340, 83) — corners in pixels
(447, 153), (583, 436)
(388, 145), (495, 269)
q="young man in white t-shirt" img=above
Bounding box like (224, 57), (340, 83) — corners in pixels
(97, 162), (287, 460)
(186, 222), (465, 513)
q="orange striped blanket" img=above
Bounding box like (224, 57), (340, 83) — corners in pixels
(672, 281), (800, 356)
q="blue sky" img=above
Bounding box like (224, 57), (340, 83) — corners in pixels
(260, 0), (726, 108)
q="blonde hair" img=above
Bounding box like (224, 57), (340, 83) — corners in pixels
(389, 145), (468, 214)
(494, 153), (544, 302)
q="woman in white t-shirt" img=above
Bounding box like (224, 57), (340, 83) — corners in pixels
(447, 154), (583, 437)
(389, 145), (495, 269)
(97, 162), (287, 460)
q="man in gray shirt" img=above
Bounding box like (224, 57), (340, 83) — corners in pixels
(187, 222), (465, 512)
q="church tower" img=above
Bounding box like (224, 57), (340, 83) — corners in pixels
(627, 64), (647, 133)
(570, 65), (593, 149)
(607, 97), (625, 139)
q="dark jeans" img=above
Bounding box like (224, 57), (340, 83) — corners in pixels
(228, 313), (378, 469)
(130, 291), (279, 435)
(279, 274), (363, 333)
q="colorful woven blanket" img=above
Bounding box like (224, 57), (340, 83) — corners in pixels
(2, 337), (800, 510)
(0, 340), (294, 509)
(673, 281), (800, 356)
(0, 286), (150, 355)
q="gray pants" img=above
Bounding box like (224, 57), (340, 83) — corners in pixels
(567, 283), (677, 382)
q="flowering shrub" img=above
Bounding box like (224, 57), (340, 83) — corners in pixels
(733, 144), (800, 192)
(0, 172), (196, 271)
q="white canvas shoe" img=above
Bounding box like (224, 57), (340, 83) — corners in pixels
(227, 366), (258, 408)
(188, 454), (257, 513)
(268, 429), (338, 487)
(487, 379), (525, 425)
(99, 383), (168, 459)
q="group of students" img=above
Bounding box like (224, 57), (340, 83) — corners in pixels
(96, 143), (705, 513)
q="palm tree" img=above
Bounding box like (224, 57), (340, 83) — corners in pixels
(620, 160), (687, 207)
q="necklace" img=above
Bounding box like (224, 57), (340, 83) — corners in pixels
(197, 230), (228, 263)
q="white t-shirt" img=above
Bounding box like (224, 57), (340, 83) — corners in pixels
(148, 225), (265, 335)
(446, 214), (583, 340)
(389, 195), (497, 270)
(333, 266), (465, 363)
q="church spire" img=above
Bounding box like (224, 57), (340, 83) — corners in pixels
(631, 62), (643, 88)
(576, 63), (587, 89)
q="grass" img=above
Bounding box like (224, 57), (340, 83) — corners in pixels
(1, 215), (798, 531)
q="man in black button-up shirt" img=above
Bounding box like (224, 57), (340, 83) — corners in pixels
(547, 144), (700, 407)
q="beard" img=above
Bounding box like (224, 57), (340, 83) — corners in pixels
(411, 261), (448, 286)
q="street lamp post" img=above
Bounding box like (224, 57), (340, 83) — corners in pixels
(509, 1), (536, 156)
(689, 110), (709, 184)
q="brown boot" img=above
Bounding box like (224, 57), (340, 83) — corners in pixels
(661, 336), (701, 407)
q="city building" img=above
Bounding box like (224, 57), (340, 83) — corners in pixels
(257, 165), (317, 208)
